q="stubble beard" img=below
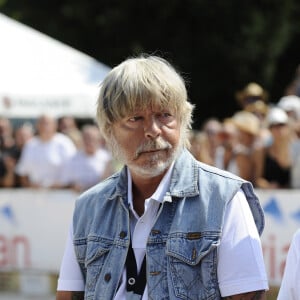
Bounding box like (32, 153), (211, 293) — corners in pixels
(108, 135), (184, 178)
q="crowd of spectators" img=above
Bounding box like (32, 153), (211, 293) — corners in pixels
(1, 76), (300, 191)
(189, 81), (300, 189)
(0, 114), (115, 192)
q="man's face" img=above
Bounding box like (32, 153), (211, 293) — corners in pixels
(110, 106), (182, 178)
(37, 116), (57, 138)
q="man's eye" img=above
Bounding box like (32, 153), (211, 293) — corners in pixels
(159, 112), (173, 120)
(128, 116), (142, 122)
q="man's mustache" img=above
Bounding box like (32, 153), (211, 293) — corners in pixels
(134, 139), (172, 158)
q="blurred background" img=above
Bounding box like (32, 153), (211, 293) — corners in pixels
(1, 1), (300, 299)
(1, 0), (300, 127)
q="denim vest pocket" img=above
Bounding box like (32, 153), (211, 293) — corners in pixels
(166, 232), (220, 300)
(74, 237), (113, 298)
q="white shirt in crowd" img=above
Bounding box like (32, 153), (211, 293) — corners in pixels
(57, 165), (268, 298)
(59, 148), (112, 190)
(16, 133), (76, 187)
(277, 228), (300, 300)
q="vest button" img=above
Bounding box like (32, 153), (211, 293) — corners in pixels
(104, 273), (111, 282)
(119, 231), (127, 238)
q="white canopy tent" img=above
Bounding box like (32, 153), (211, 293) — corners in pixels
(0, 13), (111, 119)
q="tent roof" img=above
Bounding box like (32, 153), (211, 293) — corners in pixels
(0, 13), (111, 118)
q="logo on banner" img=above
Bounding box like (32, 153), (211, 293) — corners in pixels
(2, 96), (12, 109)
(0, 203), (17, 226)
(263, 196), (300, 224)
(291, 209), (300, 222)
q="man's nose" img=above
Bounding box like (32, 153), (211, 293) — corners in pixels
(144, 117), (161, 139)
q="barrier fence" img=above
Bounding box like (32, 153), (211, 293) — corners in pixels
(0, 188), (300, 291)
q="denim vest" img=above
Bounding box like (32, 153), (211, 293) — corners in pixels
(73, 149), (264, 300)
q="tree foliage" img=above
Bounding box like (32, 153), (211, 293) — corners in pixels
(1, 0), (299, 128)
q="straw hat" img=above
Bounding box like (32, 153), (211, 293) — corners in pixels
(231, 110), (260, 136)
(236, 82), (268, 108)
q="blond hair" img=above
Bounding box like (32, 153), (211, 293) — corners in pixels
(96, 55), (194, 147)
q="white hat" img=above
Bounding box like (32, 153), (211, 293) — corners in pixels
(266, 107), (289, 127)
(277, 95), (300, 119)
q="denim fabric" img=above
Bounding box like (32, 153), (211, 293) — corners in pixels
(73, 148), (264, 300)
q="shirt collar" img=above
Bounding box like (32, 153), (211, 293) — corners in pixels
(127, 163), (174, 209)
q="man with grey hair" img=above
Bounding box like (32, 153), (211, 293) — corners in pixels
(56, 55), (268, 299)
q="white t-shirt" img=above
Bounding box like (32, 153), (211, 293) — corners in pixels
(57, 168), (268, 298)
(16, 133), (76, 187)
(59, 148), (112, 189)
(277, 228), (300, 300)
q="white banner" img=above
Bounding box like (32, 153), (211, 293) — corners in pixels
(0, 189), (77, 272)
(257, 190), (300, 286)
(1, 189), (300, 286)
